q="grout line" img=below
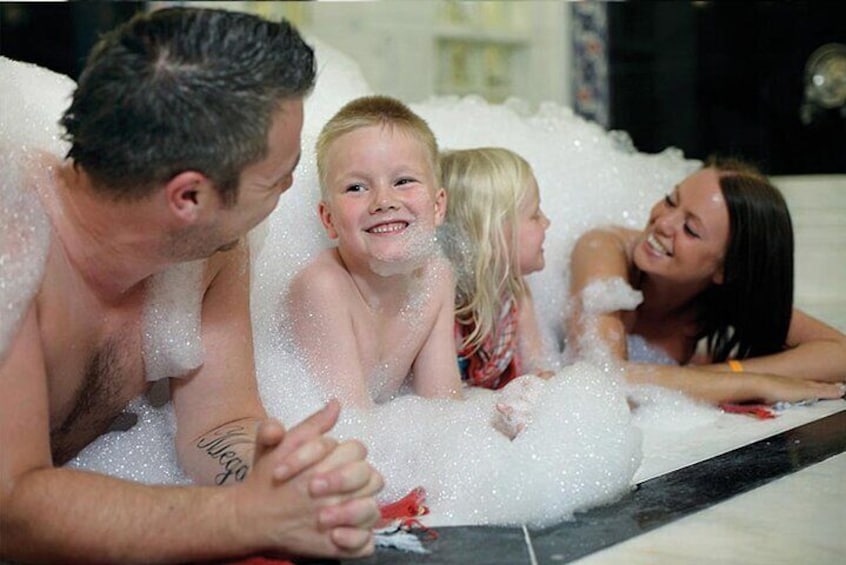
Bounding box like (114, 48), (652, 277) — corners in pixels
(522, 524), (539, 565)
(341, 407), (846, 564)
(527, 408), (846, 563)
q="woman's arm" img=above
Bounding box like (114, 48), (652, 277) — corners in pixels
(567, 228), (634, 360)
(625, 362), (844, 405)
(695, 309), (846, 383)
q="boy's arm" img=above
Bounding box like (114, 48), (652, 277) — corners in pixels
(410, 262), (463, 400)
(287, 257), (375, 408)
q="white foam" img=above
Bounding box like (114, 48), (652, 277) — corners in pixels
(66, 395), (189, 485)
(0, 57), (70, 361)
(142, 259), (206, 381)
(0, 147), (52, 361)
(248, 40), (650, 527)
(367, 227), (439, 278)
(565, 276), (646, 368)
(581, 276), (644, 315)
(258, 360), (640, 528)
(0, 56), (74, 157)
(40, 35), (812, 530)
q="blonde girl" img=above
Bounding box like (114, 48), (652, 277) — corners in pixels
(441, 147), (551, 390)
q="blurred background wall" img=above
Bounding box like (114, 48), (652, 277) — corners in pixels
(2, 1), (844, 174)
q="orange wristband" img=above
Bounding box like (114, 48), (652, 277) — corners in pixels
(727, 359), (744, 373)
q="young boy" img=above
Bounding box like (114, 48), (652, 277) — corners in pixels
(287, 96), (463, 407)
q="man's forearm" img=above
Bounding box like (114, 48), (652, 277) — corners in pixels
(1, 467), (250, 564)
(183, 418), (261, 486)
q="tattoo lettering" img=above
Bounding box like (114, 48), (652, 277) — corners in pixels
(196, 425), (254, 485)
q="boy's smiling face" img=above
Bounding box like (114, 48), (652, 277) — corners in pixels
(318, 124), (446, 275)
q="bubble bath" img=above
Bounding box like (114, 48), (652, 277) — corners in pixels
(8, 39), (837, 531)
(0, 58), (67, 360)
(235, 39), (684, 526)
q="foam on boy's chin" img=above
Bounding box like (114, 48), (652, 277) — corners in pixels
(367, 225), (439, 277)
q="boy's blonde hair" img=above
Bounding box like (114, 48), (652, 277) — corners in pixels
(315, 95), (440, 199)
(441, 147), (535, 353)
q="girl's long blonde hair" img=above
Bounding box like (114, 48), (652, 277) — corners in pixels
(441, 147), (535, 353)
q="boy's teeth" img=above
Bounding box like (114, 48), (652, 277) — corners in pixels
(370, 222), (406, 234)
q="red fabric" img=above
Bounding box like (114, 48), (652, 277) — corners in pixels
(720, 403), (777, 419)
(378, 486), (429, 527)
(378, 486), (439, 540)
(456, 297), (522, 390)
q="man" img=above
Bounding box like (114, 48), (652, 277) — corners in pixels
(0, 7), (382, 562)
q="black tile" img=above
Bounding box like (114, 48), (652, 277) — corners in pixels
(351, 526), (532, 565)
(342, 409), (846, 564)
(530, 409), (846, 563)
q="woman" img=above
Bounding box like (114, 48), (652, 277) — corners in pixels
(567, 156), (846, 404)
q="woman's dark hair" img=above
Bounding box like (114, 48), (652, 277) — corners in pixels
(60, 7), (315, 205)
(698, 156), (794, 361)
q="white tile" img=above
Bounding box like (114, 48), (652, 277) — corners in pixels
(635, 400), (846, 483)
(574, 452), (846, 565)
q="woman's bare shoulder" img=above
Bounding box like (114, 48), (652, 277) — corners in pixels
(575, 225), (638, 248)
(572, 225), (639, 264)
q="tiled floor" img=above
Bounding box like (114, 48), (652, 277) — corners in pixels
(574, 452), (846, 565)
(341, 407), (846, 565)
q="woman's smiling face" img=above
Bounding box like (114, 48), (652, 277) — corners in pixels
(634, 167), (730, 287)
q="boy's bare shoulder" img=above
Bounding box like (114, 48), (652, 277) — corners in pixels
(289, 249), (351, 299)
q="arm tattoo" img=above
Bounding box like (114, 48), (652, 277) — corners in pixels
(196, 425), (254, 485)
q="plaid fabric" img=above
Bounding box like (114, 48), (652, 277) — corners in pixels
(456, 296), (522, 390)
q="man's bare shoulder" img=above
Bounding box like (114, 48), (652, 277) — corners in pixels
(203, 239), (250, 287)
